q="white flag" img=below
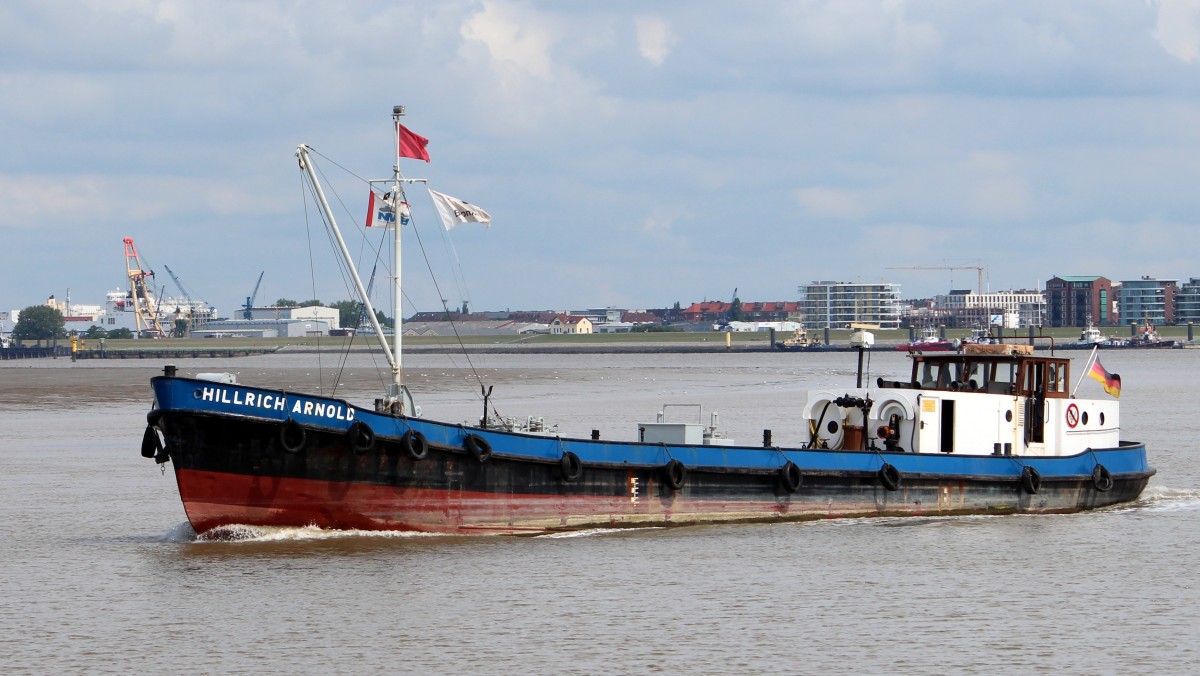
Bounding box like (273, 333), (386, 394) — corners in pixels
(428, 189), (491, 230)
(365, 190), (394, 228)
(365, 190), (410, 228)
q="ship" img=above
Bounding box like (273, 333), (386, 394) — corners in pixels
(895, 325), (957, 352)
(140, 107), (1154, 536)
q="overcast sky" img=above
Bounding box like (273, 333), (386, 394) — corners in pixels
(5, 1), (1200, 317)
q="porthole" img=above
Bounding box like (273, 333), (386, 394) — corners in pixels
(1099, 412), (1105, 426)
(1005, 410), (1013, 423)
(827, 421), (840, 434)
(1081, 411), (1089, 426)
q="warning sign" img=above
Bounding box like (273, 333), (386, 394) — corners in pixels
(1065, 403), (1079, 429)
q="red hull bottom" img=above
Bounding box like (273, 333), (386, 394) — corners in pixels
(176, 468), (893, 535)
(173, 468), (1140, 536)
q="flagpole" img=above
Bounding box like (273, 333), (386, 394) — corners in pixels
(1070, 345), (1099, 397)
(391, 105), (405, 397)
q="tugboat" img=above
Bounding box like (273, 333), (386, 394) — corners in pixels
(895, 326), (957, 352)
(1127, 319), (1178, 349)
(139, 108), (1154, 536)
(774, 326), (825, 351)
(1074, 322), (1113, 348)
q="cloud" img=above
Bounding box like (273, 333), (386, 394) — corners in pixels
(794, 187), (868, 220)
(958, 152), (1031, 223)
(634, 16), (676, 66)
(0, 173), (286, 230)
(462, 0), (557, 79)
(1152, 0), (1200, 62)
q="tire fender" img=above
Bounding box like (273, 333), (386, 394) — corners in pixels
(560, 451), (583, 482)
(1021, 466), (1041, 495)
(878, 463), (901, 491)
(664, 459), (687, 490)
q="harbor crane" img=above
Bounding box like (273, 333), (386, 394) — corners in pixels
(162, 264), (194, 303)
(163, 264), (212, 336)
(885, 264), (989, 295)
(243, 271), (264, 320)
(122, 237), (166, 338)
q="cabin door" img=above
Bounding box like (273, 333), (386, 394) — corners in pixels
(1023, 362), (1047, 446)
(918, 396), (940, 453)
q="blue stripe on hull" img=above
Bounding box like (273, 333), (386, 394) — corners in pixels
(151, 376), (1154, 482)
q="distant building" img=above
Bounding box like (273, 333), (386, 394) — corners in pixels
(796, 281), (902, 329)
(1175, 278), (1200, 326)
(738, 301), (801, 322)
(191, 317), (333, 338)
(939, 289), (1045, 328)
(1045, 276), (1117, 327)
(680, 301), (732, 323)
(246, 305), (339, 329)
(549, 315), (593, 335)
(1117, 276), (1177, 326)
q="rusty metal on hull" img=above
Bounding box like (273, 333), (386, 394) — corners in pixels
(160, 411), (1152, 535)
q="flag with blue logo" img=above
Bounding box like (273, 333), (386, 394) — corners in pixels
(365, 190), (409, 228)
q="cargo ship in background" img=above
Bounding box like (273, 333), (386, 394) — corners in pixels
(47, 237), (218, 338)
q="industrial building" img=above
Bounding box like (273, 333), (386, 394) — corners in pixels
(190, 305), (340, 338)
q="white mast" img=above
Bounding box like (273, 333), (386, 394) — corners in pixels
(390, 105), (405, 398)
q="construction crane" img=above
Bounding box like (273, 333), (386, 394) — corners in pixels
(885, 264), (988, 295)
(163, 264), (213, 337)
(162, 264), (194, 302)
(122, 237), (167, 337)
(243, 271), (265, 320)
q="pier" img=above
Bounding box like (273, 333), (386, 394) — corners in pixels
(0, 346), (69, 360)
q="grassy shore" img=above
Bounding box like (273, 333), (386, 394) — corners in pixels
(69, 323), (1195, 352)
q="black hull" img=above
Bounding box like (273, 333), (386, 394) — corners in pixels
(154, 409), (1153, 535)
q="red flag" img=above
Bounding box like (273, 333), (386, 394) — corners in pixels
(397, 123), (430, 162)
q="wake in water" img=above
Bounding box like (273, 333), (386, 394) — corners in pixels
(536, 527), (664, 539)
(160, 521), (449, 543)
(1130, 485), (1200, 513)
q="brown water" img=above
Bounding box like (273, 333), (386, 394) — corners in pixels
(2, 349), (1197, 673)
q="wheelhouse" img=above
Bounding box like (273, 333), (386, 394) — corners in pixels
(903, 351), (1070, 400)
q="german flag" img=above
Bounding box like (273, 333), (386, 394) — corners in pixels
(1088, 358), (1121, 398)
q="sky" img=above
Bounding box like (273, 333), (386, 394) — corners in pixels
(5, 1), (1200, 318)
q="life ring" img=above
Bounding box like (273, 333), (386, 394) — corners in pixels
(1092, 464), (1114, 492)
(279, 418), (307, 453)
(1021, 466), (1041, 495)
(779, 461), (802, 493)
(140, 424), (163, 459)
(878, 463), (901, 491)
(347, 421), (375, 454)
(560, 451), (583, 482)
(464, 433), (492, 462)
(402, 430), (428, 460)
(664, 459), (687, 490)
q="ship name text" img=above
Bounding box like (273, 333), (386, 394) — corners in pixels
(199, 387), (356, 421)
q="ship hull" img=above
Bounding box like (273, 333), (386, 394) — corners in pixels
(149, 376), (1154, 535)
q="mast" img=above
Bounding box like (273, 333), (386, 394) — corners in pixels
(391, 105), (405, 395)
